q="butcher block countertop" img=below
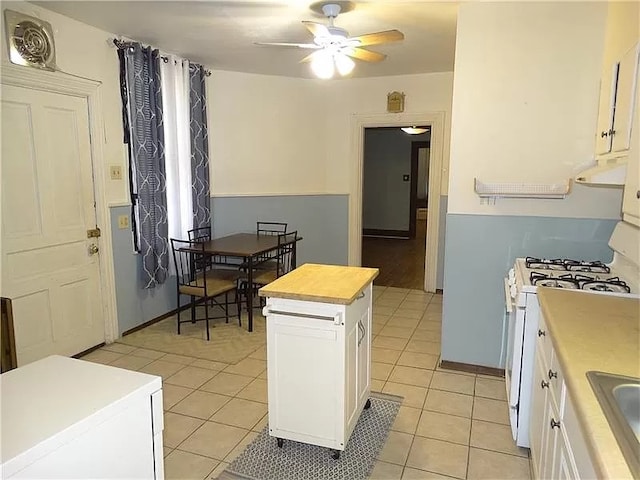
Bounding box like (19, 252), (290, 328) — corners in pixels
(258, 263), (379, 304)
(537, 287), (640, 480)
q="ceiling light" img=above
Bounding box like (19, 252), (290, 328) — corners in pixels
(311, 50), (334, 79)
(334, 53), (355, 76)
(401, 126), (428, 135)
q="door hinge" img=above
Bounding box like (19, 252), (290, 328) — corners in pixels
(87, 227), (101, 238)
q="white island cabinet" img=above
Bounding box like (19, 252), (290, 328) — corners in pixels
(1, 355), (164, 479)
(259, 263), (379, 459)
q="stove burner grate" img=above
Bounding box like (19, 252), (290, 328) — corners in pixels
(579, 277), (631, 293)
(526, 257), (566, 270)
(563, 259), (610, 273)
(530, 272), (580, 289)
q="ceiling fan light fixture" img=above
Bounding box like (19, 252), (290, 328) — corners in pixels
(311, 50), (335, 79)
(335, 53), (355, 76)
(401, 126), (428, 135)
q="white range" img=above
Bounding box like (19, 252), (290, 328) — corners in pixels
(504, 220), (640, 448)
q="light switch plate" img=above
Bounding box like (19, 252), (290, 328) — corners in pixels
(118, 215), (130, 229)
(110, 165), (123, 180)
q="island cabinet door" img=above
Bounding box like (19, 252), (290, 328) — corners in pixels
(344, 284), (373, 441)
(356, 285), (372, 407)
(266, 310), (345, 449)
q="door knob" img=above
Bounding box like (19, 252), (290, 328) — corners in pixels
(88, 244), (99, 255)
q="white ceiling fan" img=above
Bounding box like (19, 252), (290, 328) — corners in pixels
(255, 2), (404, 79)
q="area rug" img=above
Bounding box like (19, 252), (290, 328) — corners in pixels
(221, 392), (402, 480)
(117, 314), (266, 364)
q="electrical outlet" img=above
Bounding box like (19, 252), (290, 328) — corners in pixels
(118, 215), (130, 229)
(110, 165), (123, 180)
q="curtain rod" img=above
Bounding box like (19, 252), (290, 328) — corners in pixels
(112, 38), (212, 76)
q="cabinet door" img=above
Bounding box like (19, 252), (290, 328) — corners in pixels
(622, 72), (640, 226)
(595, 63), (618, 155)
(553, 432), (579, 480)
(540, 396), (560, 480)
(267, 315), (341, 444)
(529, 355), (548, 478)
(345, 313), (359, 429)
(356, 296), (371, 405)
(612, 42), (640, 152)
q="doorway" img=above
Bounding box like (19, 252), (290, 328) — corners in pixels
(361, 128), (431, 289)
(348, 112), (445, 292)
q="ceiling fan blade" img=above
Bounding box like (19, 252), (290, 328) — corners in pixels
(254, 42), (321, 49)
(299, 51), (320, 63)
(351, 30), (404, 47)
(302, 21), (330, 38)
(344, 47), (386, 63)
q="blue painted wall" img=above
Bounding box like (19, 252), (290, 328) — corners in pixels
(110, 194), (447, 334)
(109, 195), (350, 334)
(110, 206), (177, 335)
(441, 214), (617, 368)
(211, 194), (349, 266)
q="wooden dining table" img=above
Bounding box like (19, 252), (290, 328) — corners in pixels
(200, 233), (301, 332)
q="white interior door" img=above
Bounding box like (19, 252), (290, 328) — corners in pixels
(1, 84), (105, 365)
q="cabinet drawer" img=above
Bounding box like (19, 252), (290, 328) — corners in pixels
(536, 315), (553, 370)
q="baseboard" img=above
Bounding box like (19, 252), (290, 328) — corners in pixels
(122, 303), (193, 337)
(73, 342), (105, 358)
(439, 360), (505, 378)
(363, 228), (409, 238)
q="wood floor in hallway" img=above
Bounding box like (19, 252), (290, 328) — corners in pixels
(362, 217), (427, 290)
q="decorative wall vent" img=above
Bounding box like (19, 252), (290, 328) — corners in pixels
(4, 10), (57, 71)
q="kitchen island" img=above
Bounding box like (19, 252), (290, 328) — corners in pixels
(258, 263), (379, 457)
(537, 287), (639, 479)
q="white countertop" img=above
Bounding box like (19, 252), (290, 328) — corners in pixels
(1, 355), (161, 471)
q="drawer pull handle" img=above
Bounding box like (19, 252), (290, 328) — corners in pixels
(356, 291), (365, 300)
(550, 418), (561, 429)
(538, 329), (545, 337)
(548, 369), (557, 379)
(541, 380), (549, 389)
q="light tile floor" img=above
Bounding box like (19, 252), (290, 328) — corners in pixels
(81, 286), (531, 480)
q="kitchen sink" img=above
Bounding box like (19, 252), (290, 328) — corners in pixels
(587, 371), (640, 479)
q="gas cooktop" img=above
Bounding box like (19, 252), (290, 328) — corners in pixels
(514, 256), (638, 296)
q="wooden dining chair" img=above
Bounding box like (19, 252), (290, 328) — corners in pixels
(170, 238), (241, 340)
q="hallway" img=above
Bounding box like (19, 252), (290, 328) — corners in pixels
(362, 215), (427, 290)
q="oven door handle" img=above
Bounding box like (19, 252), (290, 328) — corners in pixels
(504, 278), (513, 313)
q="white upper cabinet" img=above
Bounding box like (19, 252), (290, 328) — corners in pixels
(595, 42), (640, 156)
(622, 84), (640, 226)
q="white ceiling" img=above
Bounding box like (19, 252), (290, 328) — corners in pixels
(34, 0), (458, 78)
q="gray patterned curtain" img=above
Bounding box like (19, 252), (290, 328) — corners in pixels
(189, 64), (211, 229)
(123, 44), (169, 288)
